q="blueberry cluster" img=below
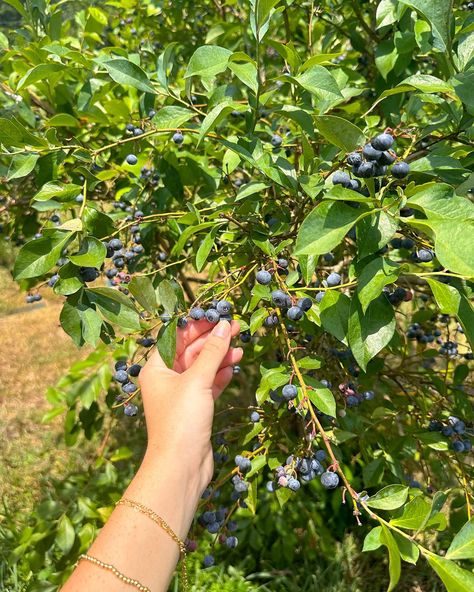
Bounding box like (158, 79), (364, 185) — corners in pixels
(125, 122), (144, 137)
(406, 323), (441, 344)
(338, 382), (375, 407)
(267, 450), (340, 491)
(383, 286), (413, 307)
(25, 293), (42, 303)
(189, 299), (233, 324)
(112, 359), (142, 414)
(429, 416), (471, 453)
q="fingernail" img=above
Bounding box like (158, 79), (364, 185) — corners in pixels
(211, 320), (230, 339)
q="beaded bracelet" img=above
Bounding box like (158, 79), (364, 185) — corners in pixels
(76, 554), (151, 591)
(117, 498), (188, 591)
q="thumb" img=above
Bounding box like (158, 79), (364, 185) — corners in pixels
(188, 321), (232, 388)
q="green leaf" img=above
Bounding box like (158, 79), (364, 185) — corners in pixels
(250, 308), (268, 335)
(69, 237), (106, 268)
(357, 211), (399, 259)
(399, 0), (452, 52)
(375, 39), (398, 79)
(55, 514), (75, 554)
(156, 317), (178, 368)
(129, 276), (158, 313)
(305, 376), (336, 417)
(196, 227), (218, 272)
(376, 0), (399, 28)
(60, 293), (102, 348)
(291, 66), (343, 103)
(426, 554), (474, 592)
(319, 291), (351, 345)
(255, 366), (289, 405)
(367, 485), (409, 510)
(17, 63), (65, 90)
(363, 526), (383, 551)
(184, 45), (232, 78)
(363, 458), (385, 488)
(228, 54), (258, 93)
(295, 201), (368, 256)
(390, 496), (431, 530)
(393, 532), (420, 564)
(313, 115), (365, 152)
(47, 113), (80, 127)
(0, 116), (47, 148)
(380, 524), (401, 592)
(3, 0), (27, 17)
(152, 106), (194, 130)
(198, 102), (243, 144)
(157, 279), (178, 314)
(102, 59), (156, 93)
(83, 206), (114, 239)
(357, 258), (401, 313)
(54, 262), (83, 296)
(13, 231), (73, 280)
(446, 518), (474, 561)
(7, 153), (39, 180)
(33, 182), (82, 202)
(348, 296), (396, 371)
(87, 287), (140, 331)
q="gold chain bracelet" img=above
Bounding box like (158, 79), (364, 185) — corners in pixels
(76, 553), (151, 591)
(117, 498), (188, 591)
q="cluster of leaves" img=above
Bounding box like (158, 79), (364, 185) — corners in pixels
(1, 0), (474, 590)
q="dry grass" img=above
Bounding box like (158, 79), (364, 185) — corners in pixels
(0, 268), (88, 513)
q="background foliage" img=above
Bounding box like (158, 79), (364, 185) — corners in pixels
(0, 0), (473, 590)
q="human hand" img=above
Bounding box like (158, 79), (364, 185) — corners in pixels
(139, 319), (243, 494)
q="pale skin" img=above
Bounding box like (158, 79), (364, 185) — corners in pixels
(62, 319), (243, 592)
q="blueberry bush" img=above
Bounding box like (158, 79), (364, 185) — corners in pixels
(1, 0), (474, 590)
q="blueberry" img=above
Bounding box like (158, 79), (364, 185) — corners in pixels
(205, 309), (220, 323)
(417, 249), (434, 262)
(392, 161), (410, 179)
(48, 274), (59, 287)
(462, 440), (472, 452)
(250, 411), (260, 422)
(207, 522), (220, 534)
(225, 536), (238, 548)
(140, 337), (155, 347)
(80, 267), (99, 282)
(401, 238), (414, 249)
(332, 171), (351, 187)
(216, 300), (232, 314)
(126, 154), (138, 165)
(235, 456), (252, 473)
(160, 313), (172, 323)
(442, 426), (454, 436)
(75, 194), (84, 203)
(266, 481), (276, 492)
(128, 364), (142, 377)
(286, 306), (303, 321)
(50, 214), (60, 223)
(288, 478), (301, 491)
(356, 161), (376, 178)
(348, 179), (361, 191)
(315, 292), (325, 303)
(315, 449), (327, 462)
(256, 270), (272, 285)
(264, 314), (278, 327)
(172, 131), (184, 144)
(114, 370), (129, 383)
(26, 294), (35, 303)
(347, 395), (360, 407)
(271, 290), (287, 307)
(148, 109), (156, 118)
(134, 210), (144, 219)
(278, 258), (289, 269)
(124, 403), (138, 416)
(297, 297), (312, 312)
(326, 272), (341, 287)
(271, 134), (282, 147)
(320, 471), (339, 489)
(452, 440), (465, 453)
(122, 382), (137, 394)
(125, 123), (135, 132)
(133, 127), (143, 136)
(282, 384), (297, 401)
(363, 390), (375, 400)
(379, 151), (396, 166)
(240, 331), (251, 343)
(188, 307), (204, 321)
(373, 164), (387, 177)
(158, 251), (167, 262)
(362, 144), (383, 161)
(109, 238), (123, 251)
(347, 152), (362, 166)
(115, 359), (127, 371)
(203, 555), (215, 568)
(371, 133), (394, 151)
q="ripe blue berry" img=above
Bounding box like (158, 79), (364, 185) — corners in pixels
(315, 449), (327, 462)
(225, 536), (238, 548)
(189, 307), (205, 320)
(363, 390), (375, 400)
(271, 290), (287, 307)
(320, 471), (339, 489)
(203, 555), (215, 568)
(126, 154), (138, 165)
(216, 300), (232, 314)
(392, 161), (410, 179)
(271, 134), (282, 147)
(140, 337), (155, 347)
(452, 441), (465, 453)
(122, 382), (137, 394)
(287, 306), (303, 321)
(114, 370), (129, 383)
(355, 161), (376, 178)
(362, 144), (383, 161)
(250, 411), (260, 422)
(288, 478), (301, 491)
(379, 151), (396, 165)
(115, 360), (127, 371)
(326, 272), (341, 287)
(48, 274), (59, 287)
(172, 131), (184, 144)
(332, 171), (351, 187)
(264, 314), (278, 327)
(371, 133), (394, 151)
(282, 384), (297, 401)
(205, 309), (220, 323)
(124, 403), (138, 416)
(266, 481), (276, 493)
(417, 248), (434, 262)
(110, 238), (123, 250)
(256, 270), (272, 285)
(128, 364), (142, 377)
(347, 152), (362, 166)
(160, 313), (172, 323)
(315, 292), (325, 303)
(297, 297), (312, 312)
(80, 267), (99, 282)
